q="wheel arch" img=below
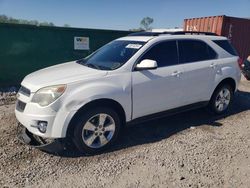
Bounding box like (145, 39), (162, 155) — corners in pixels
(66, 98), (126, 137)
(216, 77), (236, 92)
(211, 77), (237, 100)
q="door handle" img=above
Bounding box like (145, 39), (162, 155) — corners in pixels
(210, 63), (217, 69)
(171, 71), (182, 77)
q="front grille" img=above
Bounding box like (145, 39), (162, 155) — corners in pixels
(19, 86), (31, 97)
(16, 100), (26, 112)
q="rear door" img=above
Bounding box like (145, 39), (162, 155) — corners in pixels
(177, 39), (218, 105)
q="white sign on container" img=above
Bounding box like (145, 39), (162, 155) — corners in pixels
(74, 37), (89, 50)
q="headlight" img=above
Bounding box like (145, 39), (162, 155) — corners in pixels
(31, 85), (66, 107)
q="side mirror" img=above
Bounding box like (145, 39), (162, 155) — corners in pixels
(135, 59), (158, 71)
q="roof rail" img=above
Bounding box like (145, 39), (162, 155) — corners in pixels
(128, 31), (218, 37)
(172, 31), (218, 36)
(128, 32), (161, 36)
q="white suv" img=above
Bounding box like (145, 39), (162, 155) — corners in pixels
(15, 31), (241, 154)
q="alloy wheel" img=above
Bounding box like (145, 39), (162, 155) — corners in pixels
(215, 88), (231, 112)
(81, 113), (116, 148)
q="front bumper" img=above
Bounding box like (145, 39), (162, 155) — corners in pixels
(15, 106), (57, 138)
(15, 89), (76, 138)
(17, 123), (65, 153)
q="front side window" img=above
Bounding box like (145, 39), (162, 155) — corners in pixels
(139, 40), (178, 67)
(178, 40), (217, 64)
(78, 40), (145, 70)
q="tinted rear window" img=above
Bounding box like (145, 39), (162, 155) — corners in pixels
(213, 40), (238, 56)
(178, 40), (217, 64)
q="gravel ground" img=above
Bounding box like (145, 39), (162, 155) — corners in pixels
(0, 90), (17, 106)
(0, 78), (250, 188)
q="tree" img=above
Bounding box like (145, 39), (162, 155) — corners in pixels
(129, 28), (144, 32)
(140, 17), (154, 30)
(0, 14), (55, 27)
(0, 15), (8, 23)
(63, 24), (70, 27)
(39, 22), (55, 26)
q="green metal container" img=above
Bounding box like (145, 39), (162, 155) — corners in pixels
(0, 23), (131, 87)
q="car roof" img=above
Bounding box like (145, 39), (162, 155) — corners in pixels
(156, 34), (227, 41)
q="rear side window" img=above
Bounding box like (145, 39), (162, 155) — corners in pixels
(213, 40), (238, 56)
(139, 40), (178, 67)
(178, 40), (217, 64)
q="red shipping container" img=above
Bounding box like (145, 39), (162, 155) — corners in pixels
(184, 15), (250, 60)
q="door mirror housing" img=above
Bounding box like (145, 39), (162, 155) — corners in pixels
(135, 59), (158, 71)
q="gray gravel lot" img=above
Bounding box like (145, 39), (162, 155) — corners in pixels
(0, 78), (250, 188)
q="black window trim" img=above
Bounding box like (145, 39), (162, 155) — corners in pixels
(176, 39), (218, 64)
(132, 39), (179, 71)
(132, 38), (218, 71)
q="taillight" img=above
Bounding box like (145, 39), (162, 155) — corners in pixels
(238, 58), (243, 69)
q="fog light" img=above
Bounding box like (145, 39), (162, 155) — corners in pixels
(38, 121), (47, 133)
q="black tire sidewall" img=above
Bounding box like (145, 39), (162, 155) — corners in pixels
(72, 107), (121, 155)
(209, 84), (233, 115)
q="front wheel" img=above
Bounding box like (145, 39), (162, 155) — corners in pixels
(72, 107), (121, 155)
(208, 84), (233, 115)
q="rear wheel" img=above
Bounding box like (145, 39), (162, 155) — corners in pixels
(72, 107), (121, 155)
(209, 84), (233, 115)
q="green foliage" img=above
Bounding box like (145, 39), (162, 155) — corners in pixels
(130, 17), (154, 31)
(63, 24), (70, 27)
(140, 17), (154, 30)
(129, 28), (144, 32)
(0, 14), (57, 27)
(39, 22), (55, 26)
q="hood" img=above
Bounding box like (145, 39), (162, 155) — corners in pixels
(22, 61), (108, 92)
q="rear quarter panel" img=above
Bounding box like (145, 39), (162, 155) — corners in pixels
(212, 56), (241, 96)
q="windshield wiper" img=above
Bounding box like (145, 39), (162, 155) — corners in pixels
(77, 59), (101, 70)
(85, 63), (101, 70)
(77, 59), (109, 70)
(76, 59), (85, 64)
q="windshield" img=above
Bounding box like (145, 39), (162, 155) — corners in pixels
(77, 40), (145, 70)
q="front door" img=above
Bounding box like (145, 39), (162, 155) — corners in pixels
(132, 40), (185, 119)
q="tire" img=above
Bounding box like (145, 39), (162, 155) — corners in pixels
(72, 107), (121, 155)
(208, 84), (233, 115)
